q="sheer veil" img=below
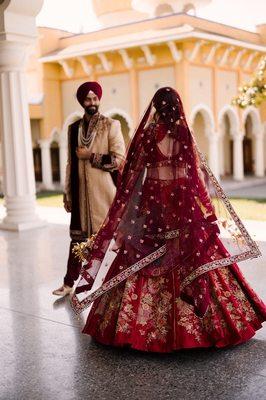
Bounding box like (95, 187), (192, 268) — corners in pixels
(71, 87), (260, 317)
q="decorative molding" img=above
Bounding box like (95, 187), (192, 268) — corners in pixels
(104, 107), (134, 135)
(243, 51), (258, 70)
(203, 43), (221, 64)
(167, 41), (182, 63)
(189, 103), (215, 139)
(58, 60), (74, 78)
(255, 55), (265, 70)
(218, 105), (240, 139)
(186, 40), (206, 62)
(141, 45), (156, 66)
(242, 106), (263, 138)
(97, 53), (112, 72)
(118, 49), (133, 69)
(231, 49), (247, 69)
(77, 56), (93, 76)
(217, 46), (235, 66)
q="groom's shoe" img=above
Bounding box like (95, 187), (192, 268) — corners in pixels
(52, 284), (73, 296)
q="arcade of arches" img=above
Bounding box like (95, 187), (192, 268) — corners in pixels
(28, 106), (265, 192)
(192, 108), (264, 181)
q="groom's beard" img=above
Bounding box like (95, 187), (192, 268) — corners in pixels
(85, 105), (99, 115)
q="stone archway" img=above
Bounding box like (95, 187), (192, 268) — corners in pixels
(243, 115), (254, 175)
(30, 119), (43, 183)
(218, 106), (240, 179)
(220, 114), (233, 176)
(191, 111), (209, 157)
(190, 105), (219, 179)
(33, 144), (42, 182)
(50, 138), (60, 184)
(111, 114), (131, 145)
(104, 108), (133, 145)
(243, 107), (264, 178)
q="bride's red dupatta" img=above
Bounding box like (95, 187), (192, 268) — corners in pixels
(71, 87), (260, 317)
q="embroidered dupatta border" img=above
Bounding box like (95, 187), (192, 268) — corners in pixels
(180, 147), (261, 289)
(71, 149), (261, 315)
(71, 244), (168, 314)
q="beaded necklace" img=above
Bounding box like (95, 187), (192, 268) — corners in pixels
(79, 114), (100, 148)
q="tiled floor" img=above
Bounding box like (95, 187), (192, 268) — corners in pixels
(0, 217), (265, 400)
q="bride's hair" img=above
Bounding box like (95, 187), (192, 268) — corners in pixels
(153, 87), (181, 123)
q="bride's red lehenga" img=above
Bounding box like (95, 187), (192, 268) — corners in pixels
(71, 87), (266, 353)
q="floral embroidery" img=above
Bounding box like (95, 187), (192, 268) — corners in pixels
(82, 266), (265, 349)
(175, 297), (204, 343)
(136, 277), (172, 344)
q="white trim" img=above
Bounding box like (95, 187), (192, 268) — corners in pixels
(242, 106), (263, 138)
(47, 127), (60, 145)
(243, 51), (258, 70)
(62, 111), (83, 132)
(242, 106), (264, 177)
(77, 56), (93, 76)
(167, 40), (183, 62)
(189, 104), (215, 138)
(58, 60), (74, 78)
(203, 43), (221, 64)
(218, 105), (240, 138)
(118, 49), (133, 69)
(40, 31), (266, 64)
(186, 39), (206, 62)
(60, 111), (83, 147)
(141, 45), (156, 66)
(104, 108), (134, 137)
(97, 53), (112, 72)
(218, 46), (235, 67)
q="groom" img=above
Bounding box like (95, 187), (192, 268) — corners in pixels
(53, 81), (125, 296)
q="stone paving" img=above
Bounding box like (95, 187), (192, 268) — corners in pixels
(0, 206), (265, 400)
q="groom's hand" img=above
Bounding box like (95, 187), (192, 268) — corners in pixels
(76, 147), (91, 160)
(64, 200), (72, 213)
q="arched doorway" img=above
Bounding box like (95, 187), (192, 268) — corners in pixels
(33, 144), (42, 182)
(50, 141), (60, 183)
(30, 119), (43, 182)
(111, 113), (131, 145)
(243, 115), (255, 176)
(192, 111), (209, 160)
(220, 114), (234, 177)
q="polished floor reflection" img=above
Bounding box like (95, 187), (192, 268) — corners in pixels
(0, 221), (265, 400)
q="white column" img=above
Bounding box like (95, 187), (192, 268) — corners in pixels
(0, 0), (44, 231)
(0, 45), (45, 230)
(39, 140), (54, 190)
(254, 135), (264, 177)
(59, 139), (68, 189)
(233, 135), (244, 181)
(219, 135), (225, 176)
(208, 134), (220, 180)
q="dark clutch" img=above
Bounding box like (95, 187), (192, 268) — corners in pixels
(110, 170), (118, 187)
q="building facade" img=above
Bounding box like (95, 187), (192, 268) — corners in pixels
(9, 0), (266, 190)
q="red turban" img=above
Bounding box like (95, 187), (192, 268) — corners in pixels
(76, 81), (102, 106)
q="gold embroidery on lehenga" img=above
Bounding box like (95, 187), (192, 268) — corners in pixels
(175, 297), (204, 342)
(136, 277), (172, 344)
(116, 275), (138, 335)
(94, 286), (124, 335)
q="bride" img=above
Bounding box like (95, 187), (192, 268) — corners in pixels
(71, 87), (266, 353)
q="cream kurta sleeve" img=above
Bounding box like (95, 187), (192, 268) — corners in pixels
(90, 119), (126, 171)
